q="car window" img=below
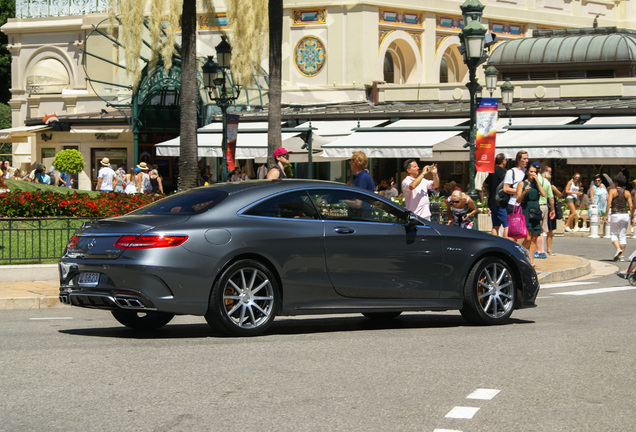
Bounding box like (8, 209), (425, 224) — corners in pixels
(131, 188), (228, 215)
(308, 189), (405, 223)
(245, 191), (321, 220)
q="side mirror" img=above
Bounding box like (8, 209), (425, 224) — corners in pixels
(405, 211), (419, 231)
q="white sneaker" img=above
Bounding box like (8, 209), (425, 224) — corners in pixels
(565, 227), (572, 232)
(614, 249), (622, 261)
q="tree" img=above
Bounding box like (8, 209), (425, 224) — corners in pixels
(178, 0), (198, 190)
(0, 0), (15, 104)
(267, 0), (282, 169)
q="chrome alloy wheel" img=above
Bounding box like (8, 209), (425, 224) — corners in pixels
(476, 261), (514, 319)
(222, 267), (275, 329)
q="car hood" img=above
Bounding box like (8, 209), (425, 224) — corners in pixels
(65, 215), (190, 260)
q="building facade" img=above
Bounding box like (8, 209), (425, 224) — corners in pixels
(2, 0), (636, 190)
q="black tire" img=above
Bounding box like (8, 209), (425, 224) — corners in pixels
(629, 273), (636, 287)
(205, 259), (279, 336)
(111, 310), (174, 330)
(460, 257), (516, 325)
(362, 312), (402, 320)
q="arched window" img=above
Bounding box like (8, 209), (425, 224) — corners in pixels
(440, 57), (449, 83)
(384, 52), (395, 83)
(27, 58), (70, 94)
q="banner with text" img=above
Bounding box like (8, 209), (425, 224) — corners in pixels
(226, 114), (240, 171)
(475, 97), (498, 173)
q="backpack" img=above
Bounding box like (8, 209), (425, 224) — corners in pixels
(142, 173), (152, 192)
(494, 169), (516, 208)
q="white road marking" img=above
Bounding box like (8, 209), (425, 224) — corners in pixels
(553, 286), (636, 296)
(445, 406), (480, 419)
(540, 281), (597, 289)
(467, 388), (500, 400)
(29, 317), (74, 320)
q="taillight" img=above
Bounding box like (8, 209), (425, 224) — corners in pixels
(114, 235), (188, 249)
(66, 235), (79, 250)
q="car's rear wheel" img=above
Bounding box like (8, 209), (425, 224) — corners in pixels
(111, 310), (174, 330)
(362, 312), (402, 320)
(629, 273), (636, 286)
(460, 257), (515, 325)
(205, 259), (279, 336)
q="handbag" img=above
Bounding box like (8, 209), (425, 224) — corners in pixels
(508, 205), (528, 239)
(553, 199), (563, 220)
(528, 208), (542, 221)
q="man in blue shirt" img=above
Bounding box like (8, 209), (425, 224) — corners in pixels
(350, 151), (375, 192)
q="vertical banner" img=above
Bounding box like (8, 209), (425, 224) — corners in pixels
(475, 97), (498, 173)
(226, 114), (240, 171)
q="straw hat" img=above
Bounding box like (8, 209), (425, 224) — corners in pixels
(100, 157), (110, 166)
(136, 162), (149, 170)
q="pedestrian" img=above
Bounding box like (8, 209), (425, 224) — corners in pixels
(58, 171), (73, 188)
(384, 179), (398, 199)
(564, 173), (584, 232)
(349, 151), (374, 192)
(590, 173), (608, 216)
(604, 173), (633, 261)
(533, 163), (555, 259)
(266, 147), (292, 179)
(123, 167), (138, 194)
(446, 190), (478, 229)
(149, 169), (164, 194)
(541, 166), (561, 256)
(401, 159), (439, 220)
(517, 162), (546, 268)
(114, 168), (125, 193)
(136, 162), (151, 193)
(32, 163), (45, 184)
(96, 157), (118, 192)
(503, 150), (528, 215)
(484, 153), (509, 238)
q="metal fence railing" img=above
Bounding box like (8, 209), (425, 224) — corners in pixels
(0, 218), (99, 265)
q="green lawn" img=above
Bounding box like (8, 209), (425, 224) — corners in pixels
(0, 218), (95, 265)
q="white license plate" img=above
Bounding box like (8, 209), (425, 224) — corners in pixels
(78, 272), (100, 286)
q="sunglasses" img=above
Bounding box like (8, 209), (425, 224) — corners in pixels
(450, 200), (460, 204)
(280, 154), (290, 158)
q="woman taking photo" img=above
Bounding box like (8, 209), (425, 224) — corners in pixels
(446, 190), (478, 229)
(564, 173), (584, 232)
(517, 163), (546, 268)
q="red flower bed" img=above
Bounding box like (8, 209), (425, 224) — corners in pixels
(0, 176), (162, 218)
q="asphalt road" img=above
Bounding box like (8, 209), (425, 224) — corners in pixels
(1, 237), (635, 432)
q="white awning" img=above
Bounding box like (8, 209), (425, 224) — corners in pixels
(320, 118), (468, 159)
(294, 119), (387, 136)
(70, 126), (131, 133)
(583, 116), (636, 125)
(0, 125), (50, 142)
(495, 128), (636, 159)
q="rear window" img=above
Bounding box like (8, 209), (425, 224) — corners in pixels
(131, 188), (228, 215)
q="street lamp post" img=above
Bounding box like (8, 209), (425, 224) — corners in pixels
(202, 38), (241, 183)
(459, 0), (487, 207)
(501, 78), (515, 126)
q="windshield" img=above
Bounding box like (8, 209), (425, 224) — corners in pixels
(130, 188), (228, 215)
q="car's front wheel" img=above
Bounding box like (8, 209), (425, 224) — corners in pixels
(111, 310), (174, 330)
(205, 259), (279, 336)
(460, 257), (515, 325)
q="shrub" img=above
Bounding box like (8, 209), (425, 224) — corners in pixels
(53, 149), (85, 174)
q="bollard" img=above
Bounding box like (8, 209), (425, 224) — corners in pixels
(589, 204), (599, 238)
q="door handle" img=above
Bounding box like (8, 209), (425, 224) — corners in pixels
(334, 227), (355, 234)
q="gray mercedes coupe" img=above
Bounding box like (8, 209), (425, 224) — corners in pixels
(59, 180), (539, 336)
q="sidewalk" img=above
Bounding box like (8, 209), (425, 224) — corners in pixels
(0, 253), (599, 310)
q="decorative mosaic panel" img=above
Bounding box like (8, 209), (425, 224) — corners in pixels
(489, 22), (526, 36)
(294, 36), (326, 77)
(379, 9), (423, 27)
(407, 32), (422, 53)
(379, 29), (394, 50)
(436, 15), (464, 30)
(435, 35), (448, 54)
(17, 0), (109, 18)
(292, 9), (327, 25)
(199, 13), (228, 30)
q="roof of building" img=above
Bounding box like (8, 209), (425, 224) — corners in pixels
(489, 27), (636, 66)
(24, 97), (636, 127)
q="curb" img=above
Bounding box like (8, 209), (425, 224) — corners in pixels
(536, 256), (592, 284)
(0, 296), (69, 310)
